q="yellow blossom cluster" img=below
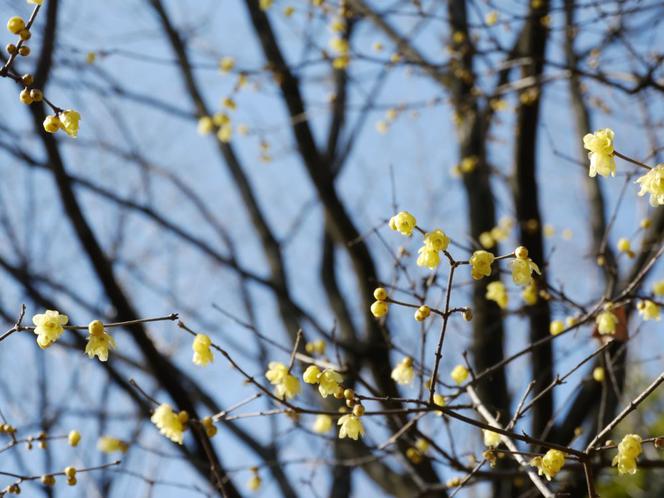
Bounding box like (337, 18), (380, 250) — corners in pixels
(370, 286), (389, 318)
(85, 320), (116, 362)
(150, 403), (186, 444)
(265, 362), (301, 400)
(391, 357), (414, 385)
(511, 246), (540, 286)
(192, 333), (214, 366)
(530, 449), (565, 481)
(469, 250), (494, 280)
(485, 281), (508, 309)
(416, 229), (450, 270)
(596, 304), (619, 335)
(389, 211), (417, 236)
(612, 434), (642, 475)
(303, 365), (343, 397)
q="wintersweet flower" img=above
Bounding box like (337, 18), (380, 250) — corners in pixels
(68, 430), (81, 447)
(612, 434), (642, 475)
(596, 305), (618, 335)
(338, 414), (364, 440)
(654, 280), (664, 296)
(197, 116), (214, 135)
(592, 367), (605, 382)
(391, 357), (414, 385)
(317, 369), (343, 398)
(312, 414), (333, 433)
(192, 333), (214, 366)
(583, 128), (616, 177)
(389, 211), (416, 236)
(151, 404), (185, 444)
(303, 365), (321, 384)
(522, 282), (538, 305)
(85, 320), (116, 362)
(483, 429), (501, 448)
(43, 115), (61, 133)
(32, 310), (68, 349)
(469, 250), (494, 280)
(7, 17), (25, 35)
(59, 110), (81, 138)
(511, 246), (541, 286)
(450, 364), (469, 385)
(97, 436), (128, 453)
(423, 229), (450, 252)
(414, 305), (430, 321)
(417, 246), (440, 270)
(373, 287), (388, 301)
(635, 164), (664, 206)
(549, 320), (565, 336)
(370, 300), (388, 318)
(530, 449), (565, 481)
(485, 281), (508, 309)
(265, 362), (300, 400)
(637, 300), (660, 321)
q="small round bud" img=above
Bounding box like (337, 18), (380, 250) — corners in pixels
(463, 308), (473, 321)
(352, 404), (365, 417)
(373, 287), (388, 301)
(43, 115), (61, 133)
(370, 300), (388, 318)
(19, 88), (33, 105)
(67, 477), (77, 486)
(514, 246), (529, 259)
(7, 17), (26, 35)
(6, 43), (16, 54)
(333, 386), (344, 399)
(64, 466), (77, 479)
(345, 399), (355, 408)
(40, 475), (55, 487)
(68, 430), (81, 447)
(343, 388), (354, 399)
(640, 218), (652, 229)
(29, 89), (43, 102)
(18, 46), (29, 56)
(21, 73), (33, 86)
(596, 254), (606, 266)
(19, 28), (31, 41)
(414, 305), (431, 321)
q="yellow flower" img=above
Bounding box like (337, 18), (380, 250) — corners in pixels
(338, 414), (364, 440)
(43, 115), (61, 133)
(596, 306), (618, 335)
(97, 436), (128, 453)
(59, 110), (81, 138)
(391, 357), (414, 385)
(612, 434), (642, 475)
(317, 369), (342, 398)
(450, 364), (469, 385)
(217, 124), (232, 143)
(635, 164), (664, 206)
(197, 116), (214, 135)
(583, 128), (615, 177)
(549, 320), (565, 336)
(485, 10), (498, 26)
(85, 320), (116, 362)
(247, 472), (262, 491)
(305, 339), (326, 355)
(192, 333), (214, 366)
(483, 429), (501, 448)
(7, 17), (25, 35)
(414, 305), (430, 321)
(469, 250), (494, 280)
(32, 310), (68, 349)
(637, 300), (660, 321)
(389, 211), (416, 236)
(370, 300), (388, 318)
(68, 430), (81, 447)
(303, 365), (321, 384)
(654, 280), (664, 296)
(219, 56), (235, 73)
(151, 404), (185, 444)
(617, 238), (634, 258)
(592, 367), (605, 382)
(312, 414), (333, 433)
(373, 287), (388, 301)
(511, 248), (541, 286)
(485, 281), (508, 309)
(530, 449), (565, 481)
(479, 231), (495, 249)
(423, 229), (450, 252)
(416, 246), (441, 270)
(522, 282), (538, 305)
(265, 362), (301, 400)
